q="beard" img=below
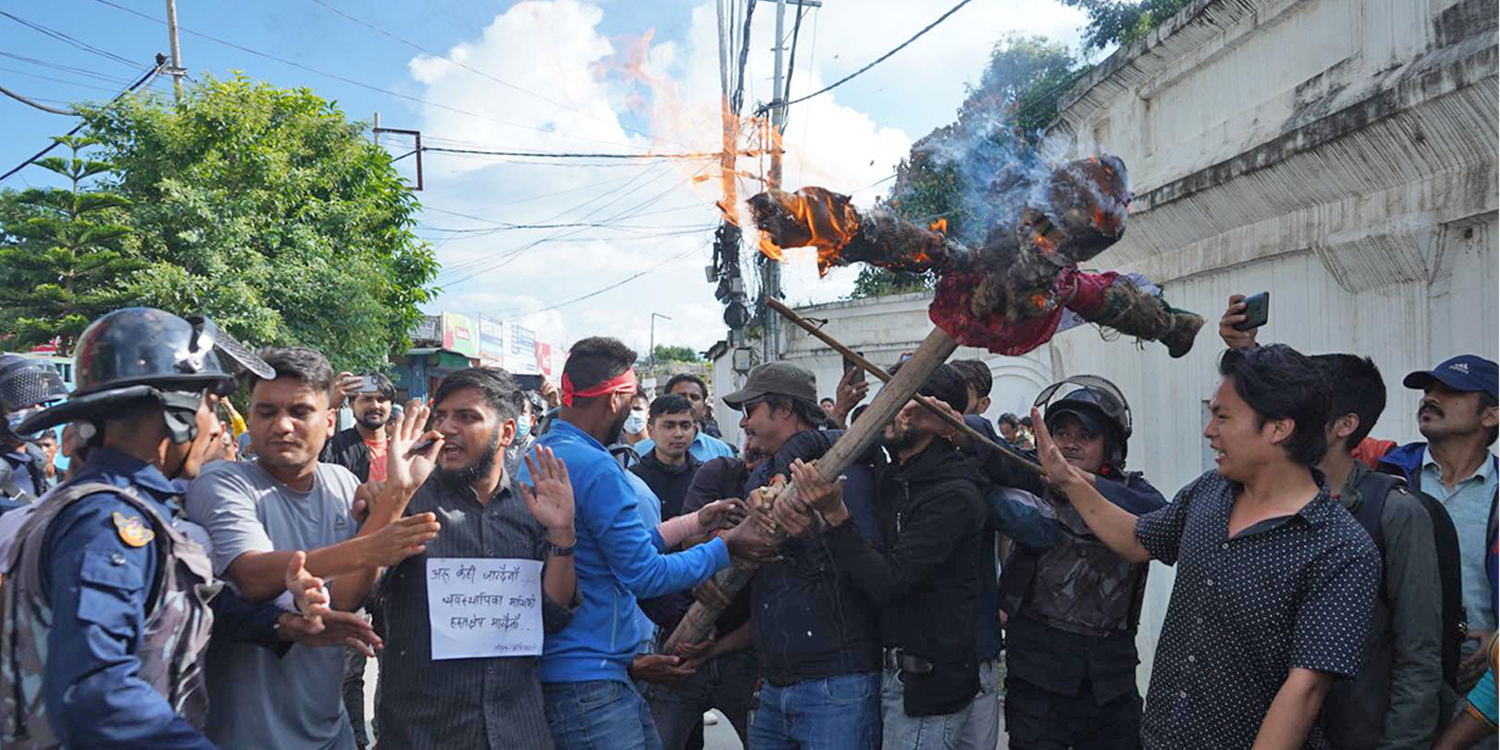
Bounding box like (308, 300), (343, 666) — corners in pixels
(355, 409), (388, 431)
(604, 408), (631, 446)
(881, 424), (920, 453)
(435, 428), (502, 490)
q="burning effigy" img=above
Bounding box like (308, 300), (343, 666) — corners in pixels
(748, 155), (1203, 358)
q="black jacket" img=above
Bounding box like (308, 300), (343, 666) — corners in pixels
(826, 439), (985, 716)
(629, 450), (701, 521)
(321, 427), (372, 482)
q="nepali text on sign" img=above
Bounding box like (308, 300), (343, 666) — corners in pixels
(426, 557), (544, 660)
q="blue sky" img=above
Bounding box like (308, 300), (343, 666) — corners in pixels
(1, 0), (1090, 353)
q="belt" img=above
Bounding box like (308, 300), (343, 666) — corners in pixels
(882, 648), (933, 675)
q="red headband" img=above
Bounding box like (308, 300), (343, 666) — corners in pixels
(561, 369), (638, 407)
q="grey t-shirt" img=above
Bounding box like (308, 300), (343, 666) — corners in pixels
(186, 460), (362, 750)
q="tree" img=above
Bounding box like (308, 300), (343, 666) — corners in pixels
(0, 136), (146, 352)
(854, 36), (1083, 298)
(77, 74), (438, 371)
(1060, 0), (1194, 50)
(650, 344), (700, 363)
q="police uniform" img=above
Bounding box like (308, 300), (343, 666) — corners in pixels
(0, 355), (71, 512)
(0, 307), (276, 750)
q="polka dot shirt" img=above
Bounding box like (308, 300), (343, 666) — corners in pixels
(1134, 470), (1380, 750)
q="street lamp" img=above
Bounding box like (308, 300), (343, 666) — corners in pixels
(649, 312), (672, 374)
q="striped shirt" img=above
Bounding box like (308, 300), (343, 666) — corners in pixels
(374, 475), (574, 750)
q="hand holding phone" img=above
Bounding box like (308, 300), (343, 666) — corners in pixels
(1233, 291), (1269, 332)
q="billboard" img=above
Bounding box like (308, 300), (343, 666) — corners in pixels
(507, 323), (539, 375)
(477, 316), (505, 365)
(441, 312), (478, 358)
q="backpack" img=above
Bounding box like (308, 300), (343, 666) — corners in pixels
(1348, 471), (1467, 689)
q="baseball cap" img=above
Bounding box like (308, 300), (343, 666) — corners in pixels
(1403, 355), (1498, 398)
(722, 362), (818, 410)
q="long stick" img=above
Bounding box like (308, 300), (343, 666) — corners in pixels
(764, 297), (1044, 475)
(664, 326), (960, 653)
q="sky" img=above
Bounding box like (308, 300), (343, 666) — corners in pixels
(0, 0), (1091, 355)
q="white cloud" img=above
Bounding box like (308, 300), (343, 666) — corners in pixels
(409, 0), (1088, 355)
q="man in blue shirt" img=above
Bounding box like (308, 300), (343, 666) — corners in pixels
(526, 337), (772, 750)
(1378, 354), (1499, 692)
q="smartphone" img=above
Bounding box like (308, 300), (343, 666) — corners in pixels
(1234, 291), (1269, 331)
(405, 436), (438, 458)
(354, 375), (380, 393)
(513, 374), (544, 392)
(843, 354), (866, 384)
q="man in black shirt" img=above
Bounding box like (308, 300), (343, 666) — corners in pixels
(722, 361), (886, 750)
(785, 363), (985, 750)
(631, 395), (702, 521)
(321, 372), (395, 483)
(1029, 345), (1378, 750)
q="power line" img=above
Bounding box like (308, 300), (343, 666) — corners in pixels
(0, 10), (139, 69)
(781, 0), (977, 109)
(0, 58), (165, 184)
(0, 64), (134, 93)
(0, 52), (138, 85)
(500, 242), (705, 319)
(88, 0), (652, 153)
(0, 81), (77, 115)
(423, 145), (740, 161)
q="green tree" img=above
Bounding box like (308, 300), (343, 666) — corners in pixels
(854, 36), (1082, 298)
(650, 344), (700, 363)
(0, 135), (145, 352)
(1060, 0), (1193, 50)
(77, 74), (438, 371)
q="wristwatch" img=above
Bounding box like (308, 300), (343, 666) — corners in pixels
(547, 540), (576, 557)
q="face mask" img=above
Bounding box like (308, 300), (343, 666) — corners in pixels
(624, 410), (647, 435)
(515, 417), (532, 442)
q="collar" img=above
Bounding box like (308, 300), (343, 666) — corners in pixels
(72, 447), (182, 501)
(1334, 461), (1369, 507)
(642, 448), (699, 474)
(549, 418), (607, 453)
(1422, 445), (1497, 484)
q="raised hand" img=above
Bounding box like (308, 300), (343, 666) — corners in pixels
(831, 368), (871, 425)
(695, 499), (748, 533)
(519, 446), (574, 545)
(365, 513), (441, 567)
(387, 399), (443, 494)
(539, 378), (562, 410)
(284, 550), (331, 626)
(1218, 294), (1259, 351)
(335, 372), (364, 407)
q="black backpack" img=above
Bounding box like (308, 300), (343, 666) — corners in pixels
(1348, 471), (1467, 689)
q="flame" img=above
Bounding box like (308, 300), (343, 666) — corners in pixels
(929, 218), (948, 235)
(758, 233), (783, 261)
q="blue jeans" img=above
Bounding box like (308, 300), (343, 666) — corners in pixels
(647, 650), (757, 750)
(543, 679), (665, 750)
(748, 671), (880, 750)
(882, 666), (972, 750)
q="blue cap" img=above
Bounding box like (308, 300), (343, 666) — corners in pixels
(1403, 355), (1498, 398)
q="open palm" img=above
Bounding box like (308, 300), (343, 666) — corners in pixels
(520, 446), (574, 536)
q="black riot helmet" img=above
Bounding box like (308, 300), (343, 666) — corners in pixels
(0, 355), (70, 443)
(17, 308), (274, 445)
(1035, 374), (1133, 469)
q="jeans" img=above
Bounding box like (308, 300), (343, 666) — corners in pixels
(748, 671), (880, 750)
(647, 650), (757, 750)
(544, 679), (665, 750)
(956, 657), (1005, 750)
(342, 645), (368, 749)
(882, 666), (973, 750)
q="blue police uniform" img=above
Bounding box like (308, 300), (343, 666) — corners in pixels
(0, 447), (41, 514)
(32, 448), (219, 749)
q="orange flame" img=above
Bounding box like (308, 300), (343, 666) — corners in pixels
(929, 218), (948, 235)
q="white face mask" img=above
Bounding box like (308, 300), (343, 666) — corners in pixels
(624, 409), (648, 435)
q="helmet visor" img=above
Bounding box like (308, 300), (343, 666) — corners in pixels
(186, 316), (275, 381)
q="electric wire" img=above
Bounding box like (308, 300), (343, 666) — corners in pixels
(0, 81), (76, 114)
(0, 10), (139, 69)
(781, 0), (977, 108)
(88, 0), (653, 153)
(0, 52), (138, 85)
(0, 58), (164, 184)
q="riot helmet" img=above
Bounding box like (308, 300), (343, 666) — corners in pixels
(17, 308), (273, 445)
(0, 355), (70, 443)
(1034, 374), (1132, 468)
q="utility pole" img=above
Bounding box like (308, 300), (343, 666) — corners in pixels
(757, 0), (819, 363)
(164, 0), (185, 103)
(649, 312), (671, 374)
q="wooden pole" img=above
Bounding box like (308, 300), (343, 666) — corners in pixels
(664, 326), (960, 652)
(764, 297), (1044, 475)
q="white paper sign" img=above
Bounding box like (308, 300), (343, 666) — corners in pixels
(426, 557), (544, 660)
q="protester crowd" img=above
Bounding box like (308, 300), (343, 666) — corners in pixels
(0, 297), (1494, 750)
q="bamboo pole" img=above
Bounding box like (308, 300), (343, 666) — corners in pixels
(663, 326), (961, 652)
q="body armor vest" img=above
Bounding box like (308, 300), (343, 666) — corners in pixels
(1, 481), (218, 748)
(1019, 490), (1149, 638)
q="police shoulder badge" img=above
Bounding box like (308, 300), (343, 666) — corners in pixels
(112, 511), (155, 547)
